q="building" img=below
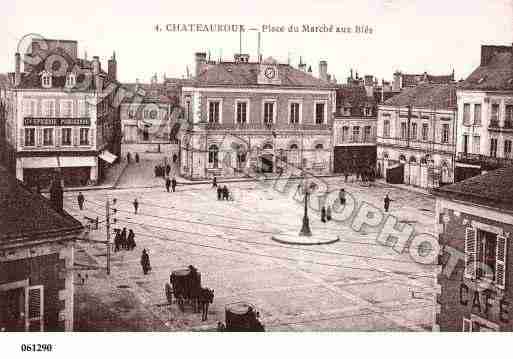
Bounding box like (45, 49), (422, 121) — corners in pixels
(120, 75), (182, 161)
(179, 52), (336, 179)
(432, 166), (513, 331)
(2, 38), (121, 189)
(454, 44), (513, 182)
(333, 84), (377, 174)
(376, 84), (457, 188)
(0, 74), (8, 167)
(392, 70), (455, 92)
(0, 167), (83, 331)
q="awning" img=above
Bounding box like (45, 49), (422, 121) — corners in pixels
(99, 150), (117, 164)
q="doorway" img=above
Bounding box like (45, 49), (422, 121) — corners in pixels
(261, 154), (274, 173)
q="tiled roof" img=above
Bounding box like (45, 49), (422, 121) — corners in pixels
(335, 85), (377, 115)
(383, 83), (457, 110)
(459, 50), (513, 91)
(432, 166), (513, 213)
(0, 167), (83, 244)
(400, 72), (454, 87)
(120, 82), (177, 104)
(0, 73), (9, 88)
(194, 62), (333, 89)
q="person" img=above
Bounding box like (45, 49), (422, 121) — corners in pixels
(172, 154), (178, 163)
(384, 194), (392, 212)
(141, 249), (151, 275)
(127, 229), (136, 250)
(217, 186), (222, 200)
(133, 198), (139, 214)
(77, 192), (85, 210)
(339, 188), (346, 205)
(154, 165), (159, 177)
(135, 153), (140, 163)
(127, 152), (131, 163)
(171, 177), (177, 192)
(114, 229), (121, 252)
(326, 205), (332, 221)
(212, 176), (217, 188)
(120, 227), (127, 250)
(321, 206), (326, 223)
(166, 164), (171, 177)
(222, 185), (229, 201)
(344, 172), (349, 183)
(165, 177), (171, 192)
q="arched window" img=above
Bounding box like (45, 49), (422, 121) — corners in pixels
(41, 72), (52, 88)
(399, 154), (406, 162)
(420, 157), (427, 164)
(383, 152), (389, 159)
(315, 143), (324, 150)
(66, 72), (76, 88)
(290, 143), (298, 150)
(409, 156), (417, 163)
(263, 143), (273, 150)
(208, 144), (219, 168)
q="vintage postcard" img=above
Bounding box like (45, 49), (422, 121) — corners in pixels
(1, 0), (512, 357)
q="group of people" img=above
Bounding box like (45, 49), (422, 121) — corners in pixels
(343, 166), (377, 185)
(155, 163), (172, 178)
(126, 152), (140, 164)
(114, 227), (136, 251)
(165, 177), (177, 192)
(213, 178), (232, 201)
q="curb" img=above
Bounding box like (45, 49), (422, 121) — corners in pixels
(271, 235), (341, 246)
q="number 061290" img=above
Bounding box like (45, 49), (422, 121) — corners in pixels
(20, 344), (53, 352)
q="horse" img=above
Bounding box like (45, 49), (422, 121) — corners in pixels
(197, 287), (214, 321)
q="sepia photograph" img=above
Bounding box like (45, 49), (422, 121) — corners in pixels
(1, 0), (513, 357)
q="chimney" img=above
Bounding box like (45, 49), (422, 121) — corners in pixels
(298, 56), (307, 72)
(107, 51), (117, 82)
(14, 52), (21, 87)
(319, 60), (328, 81)
(195, 52), (207, 77)
(92, 56), (103, 91)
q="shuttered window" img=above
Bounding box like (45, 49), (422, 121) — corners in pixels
(465, 227), (477, 279)
(496, 235), (507, 289)
(25, 285), (44, 332)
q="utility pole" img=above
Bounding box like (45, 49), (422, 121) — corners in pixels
(106, 199), (111, 275)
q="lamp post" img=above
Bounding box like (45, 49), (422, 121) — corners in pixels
(299, 179), (312, 237)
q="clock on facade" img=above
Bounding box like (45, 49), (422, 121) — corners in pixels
(264, 67), (276, 80)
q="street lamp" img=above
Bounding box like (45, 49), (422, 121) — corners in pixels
(299, 178), (312, 237)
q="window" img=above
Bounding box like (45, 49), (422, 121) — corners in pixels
(208, 101), (220, 123)
(491, 104), (500, 126)
(289, 102), (300, 124)
(400, 122), (407, 139)
(149, 110), (158, 119)
(490, 138), (498, 157)
(142, 127), (149, 141)
(463, 103), (470, 125)
(463, 134), (469, 154)
(24, 128), (35, 146)
(352, 126), (360, 143)
(41, 73), (52, 88)
(422, 123), (429, 141)
(315, 103), (325, 124)
(128, 109), (134, 119)
(23, 99), (37, 116)
(383, 120), (390, 138)
(290, 144), (298, 150)
(143, 110), (149, 118)
(61, 128), (72, 145)
(208, 144), (219, 168)
(364, 107), (372, 116)
(264, 102), (274, 124)
(441, 124), (450, 143)
(315, 143), (324, 150)
(80, 128), (89, 145)
(411, 123), (417, 139)
(364, 126), (372, 142)
(42, 100), (55, 117)
(474, 104), (482, 125)
(342, 126), (349, 142)
(344, 107), (351, 116)
(505, 105), (513, 128)
(60, 100), (73, 117)
(505, 140), (512, 158)
(66, 73), (76, 88)
(79, 100), (89, 117)
(43, 128), (53, 146)
(237, 101), (248, 123)
(472, 135), (480, 154)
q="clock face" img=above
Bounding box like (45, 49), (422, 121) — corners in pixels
(264, 67), (276, 80)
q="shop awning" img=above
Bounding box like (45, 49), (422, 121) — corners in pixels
(99, 150), (117, 164)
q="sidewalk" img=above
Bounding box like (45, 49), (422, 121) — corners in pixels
(62, 160), (128, 193)
(375, 179), (433, 197)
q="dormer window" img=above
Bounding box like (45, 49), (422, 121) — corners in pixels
(41, 71), (52, 88)
(66, 72), (76, 88)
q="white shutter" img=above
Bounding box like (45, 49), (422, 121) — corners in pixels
(462, 318), (472, 332)
(55, 128), (61, 147)
(73, 127), (79, 146)
(465, 227), (477, 279)
(25, 285), (44, 332)
(36, 128), (42, 147)
(496, 235), (507, 289)
(20, 128), (25, 147)
(89, 128), (94, 147)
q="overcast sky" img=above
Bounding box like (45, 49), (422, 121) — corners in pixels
(2, 0), (512, 84)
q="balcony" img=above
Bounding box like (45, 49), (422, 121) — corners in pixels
(204, 122), (332, 132)
(376, 136), (455, 154)
(489, 119), (513, 133)
(456, 152), (513, 170)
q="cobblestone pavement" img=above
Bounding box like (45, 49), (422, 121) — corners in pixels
(65, 177), (437, 331)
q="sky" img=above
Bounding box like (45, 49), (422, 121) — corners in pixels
(2, 0), (512, 84)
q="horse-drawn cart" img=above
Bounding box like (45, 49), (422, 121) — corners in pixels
(222, 302), (265, 331)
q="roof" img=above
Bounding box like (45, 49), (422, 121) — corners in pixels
(383, 83), (457, 110)
(193, 61), (334, 89)
(398, 72), (454, 87)
(120, 82), (178, 105)
(459, 50), (513, 91)
(335, 85), (377, 115)
(432, 166), (513, 213)
(0, 167), (83, 244)
(0, 73), (8, 88)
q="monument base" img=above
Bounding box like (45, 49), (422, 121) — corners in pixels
(271, 231), (340, 246)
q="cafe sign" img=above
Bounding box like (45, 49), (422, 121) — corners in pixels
(24, 117), (91, 126)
